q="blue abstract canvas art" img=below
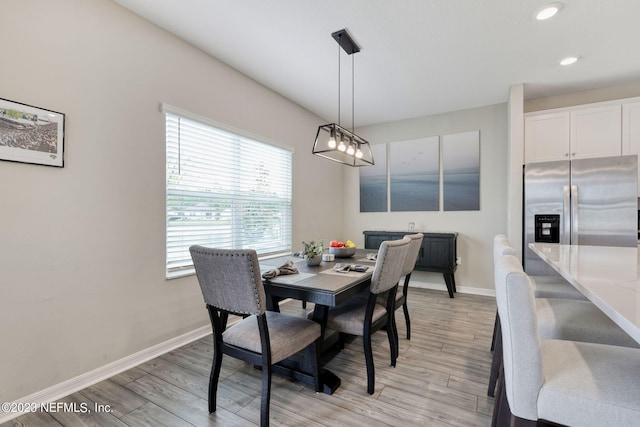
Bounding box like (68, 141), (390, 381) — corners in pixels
(442, 131), (480, 211)
(389, 136), (439, 212)
(359, 143), (388, 212)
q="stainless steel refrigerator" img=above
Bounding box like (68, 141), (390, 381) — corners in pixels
(523, 155), (638, 275)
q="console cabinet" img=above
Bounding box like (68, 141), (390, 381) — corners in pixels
(363, 231), (458, 298)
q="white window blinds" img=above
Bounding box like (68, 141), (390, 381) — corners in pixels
(165, 109), (293, 277)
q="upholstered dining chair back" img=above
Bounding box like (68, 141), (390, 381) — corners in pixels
(494, 254), (544, 420)
(385, 233), (425, 341)
(322, 236), (410, 394)
(401, 233), (424, 276)
(190, 245), (322, 427)
(493, 234), (516, 264)
(370, 237), (411, 295)
(189, 246), (266, 316)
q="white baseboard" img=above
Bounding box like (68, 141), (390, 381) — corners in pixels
(410, 280), (496, 297)
(0, 325), (212, 424)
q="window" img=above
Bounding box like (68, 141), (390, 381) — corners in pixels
(164, 105), (293, 277)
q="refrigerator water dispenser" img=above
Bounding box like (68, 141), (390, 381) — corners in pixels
(534, 214), (560, 243)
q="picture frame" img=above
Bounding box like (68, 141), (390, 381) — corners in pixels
(0, 97), (65, 167)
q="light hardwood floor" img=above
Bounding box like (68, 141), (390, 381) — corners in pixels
(4, 288), (497, 426)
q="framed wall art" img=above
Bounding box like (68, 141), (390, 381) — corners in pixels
(359, 143), (388, 212)
(0, 98), (65, 167)
(389, 136), (440, 211)
(442, 130), (480, 211)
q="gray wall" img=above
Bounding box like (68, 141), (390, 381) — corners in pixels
(0, 0), (346, 403)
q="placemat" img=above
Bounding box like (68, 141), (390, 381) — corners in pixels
(320, 269), (370, 278)
(267, 272), (317, 284)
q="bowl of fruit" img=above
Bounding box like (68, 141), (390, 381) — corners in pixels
(329, 240), (356, 258)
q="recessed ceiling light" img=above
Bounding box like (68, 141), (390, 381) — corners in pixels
(560, 56), (578, 66)
(536, 3), (562, 20)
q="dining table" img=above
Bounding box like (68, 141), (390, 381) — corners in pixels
(260, 249), (378, 394)
(528, 242), (640, 344)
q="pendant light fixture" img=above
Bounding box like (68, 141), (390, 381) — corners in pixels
(312, 29), (374, 167)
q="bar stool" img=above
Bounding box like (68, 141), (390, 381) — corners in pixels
(492, 254), (640, 427)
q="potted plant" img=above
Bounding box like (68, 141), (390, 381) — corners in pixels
(302, 240), (324, 266)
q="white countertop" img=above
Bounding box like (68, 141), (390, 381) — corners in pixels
(529, 243), (640, 344)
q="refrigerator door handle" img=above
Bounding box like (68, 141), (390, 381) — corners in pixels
(571, 184), (579, 245)
(562, 185), (571, 244)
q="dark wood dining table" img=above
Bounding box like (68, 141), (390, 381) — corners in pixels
(260, 249), (377, 394)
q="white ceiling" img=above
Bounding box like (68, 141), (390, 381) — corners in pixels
(113, 0), (640, 126)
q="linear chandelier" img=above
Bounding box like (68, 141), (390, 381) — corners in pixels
(312, 29), (374, 167)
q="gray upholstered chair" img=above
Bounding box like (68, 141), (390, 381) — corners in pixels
(493, 234), (585, 300)
(488, 235), (638, 397)
(190, 246), (322, 427)
(324, 237), (410, 394)
(492, 254), (640, 426)
(382, 233), (423, 343)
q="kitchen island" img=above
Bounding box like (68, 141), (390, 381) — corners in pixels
(529, 242), (640, 343)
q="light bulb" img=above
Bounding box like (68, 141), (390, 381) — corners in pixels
(328, 129), (336, 148)
(356, 149), (363, 158)
(338, 138), (346, 152)
(347, 144), (355, 155)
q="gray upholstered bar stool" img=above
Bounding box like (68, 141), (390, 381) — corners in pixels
(493, 234), (585, 300)
(488, 235), (638, 397)
(492, 254), (640, 427)
(490, 234), (584, 357)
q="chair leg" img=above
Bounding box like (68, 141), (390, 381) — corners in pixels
(402, 301), (411, 340)
(490, 310), (499, 351)
(260, 363), (272, 427)
(488, 316), (502, 397)
(402, 274), (411, 340)
(387, 313), (398, 367)
(363, 323), (376, 395)
(491, 363), (512, 427)
(209, 342), (222, 414)
(492, 372), (539, 427)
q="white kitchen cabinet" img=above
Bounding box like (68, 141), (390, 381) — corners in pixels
(621, 101), (640, 190)
(570, 105), (621, 160)
(524, 112), (570, 163)
(525, 104), (622, 164)
(622, 101), (640, 155)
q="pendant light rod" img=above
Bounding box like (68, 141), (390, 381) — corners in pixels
(352, 54), (355, 132)
(337, 43), (341, 127)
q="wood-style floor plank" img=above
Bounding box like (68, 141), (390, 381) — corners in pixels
(3, 288), (497, 426)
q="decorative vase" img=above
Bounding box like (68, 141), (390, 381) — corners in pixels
(305, 254), (322, 266)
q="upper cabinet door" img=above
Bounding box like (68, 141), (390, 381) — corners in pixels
(622, 101), (640, 156)
(570, 105), (622, 160)
(621, 101), (640, 190)
(524, 112), (570, 163)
